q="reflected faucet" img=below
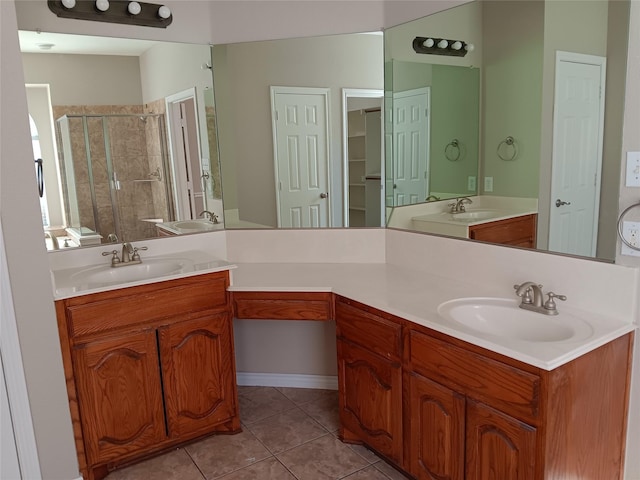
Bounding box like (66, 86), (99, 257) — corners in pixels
(449, 197), (472, 213)
(514, 281), (567, 315)
(426, 195), (441, 202)
(200, 210), (219, 224)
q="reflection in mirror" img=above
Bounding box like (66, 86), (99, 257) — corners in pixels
(19, 32), (222, 250)
(212, 33), (384, 228)
(385, 0), (629, 261)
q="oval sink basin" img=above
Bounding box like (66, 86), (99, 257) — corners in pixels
(70, 258), (193, 289)
(451, 210), (501, 221)
(171, 220), (223, 233)
(437, 297), (593, 342)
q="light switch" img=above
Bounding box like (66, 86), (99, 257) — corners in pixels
(484, 176), (493, 192)
(468, 176), (476, 191)
(625, 152), (640, 187)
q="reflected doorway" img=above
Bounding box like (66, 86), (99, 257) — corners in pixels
(342, 89), (384, 227)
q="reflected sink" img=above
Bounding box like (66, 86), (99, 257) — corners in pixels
(437, 297), (593, 342)
(171, 220), (223, 233)
(69, 257), (193, 289)
(451, 209), (501, 221)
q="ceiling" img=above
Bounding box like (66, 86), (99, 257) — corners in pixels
(18, 30), (160, 55)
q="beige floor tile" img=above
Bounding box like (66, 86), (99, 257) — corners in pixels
(299, 393), (340, 432)
(246, 407), (328, 454)
(217, 457), (296, 480)
(373, 460), (412, 480)
(277, 433), (369, 480)
(277, 387), (338, 405)
(238, 386), (297, 424)
(104, 448), (203, 480)
(185, 430), (271, 479)
(342, 465), (391, 479)
(346, 442), (382, 464)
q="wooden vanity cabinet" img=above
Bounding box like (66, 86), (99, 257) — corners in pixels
(335, 297), (633, 480)
(335, 297), (404, 466)
(469, 213), (537, 248)
(55, 271), (240, 480)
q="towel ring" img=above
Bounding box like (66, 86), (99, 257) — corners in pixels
(445, 139), (461, 161)
(497, 136), (518, 161)
(617, 202), (640, 251)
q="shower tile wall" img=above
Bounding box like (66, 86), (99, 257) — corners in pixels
(53, 104), (172, 243)
(206, 105), (223, 199)
(144, 98), (173, 229)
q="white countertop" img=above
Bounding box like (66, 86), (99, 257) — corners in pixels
(228, 262), (635, 371)
(52, 250), (235, 299)
(50, 247), (635, 372)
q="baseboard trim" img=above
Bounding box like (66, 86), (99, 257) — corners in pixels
(236, 372), (338, 390)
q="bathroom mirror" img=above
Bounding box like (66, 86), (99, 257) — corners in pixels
(384, 0), (629, 262)
(212, 32), (385, 228)
(19, 31), (223, 248)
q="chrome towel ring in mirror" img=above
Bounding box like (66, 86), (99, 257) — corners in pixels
(445, 139), (461, 161)
(617, 201), (640, 251)
(497, 136), (518, 161)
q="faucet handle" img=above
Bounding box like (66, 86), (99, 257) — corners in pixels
(544, 292), (567, 312)
(131, 245), (148, 261)
(102, 250), (121, 266)
(514, 284), (534, 304)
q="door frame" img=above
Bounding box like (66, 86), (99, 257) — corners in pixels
(270, 86), (332, 228)
(165, 88), (204, 221)
(0, 222), (42, 479)
(549, 51), (606, 256)
(341, 88), (384, 227)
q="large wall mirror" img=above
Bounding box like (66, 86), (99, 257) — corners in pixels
(212, 32), (384, 228)
(19, 31), (223, 250)
(385, 0), (630, 262)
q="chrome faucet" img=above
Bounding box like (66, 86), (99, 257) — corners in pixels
(514, 281), (566, 315)
(102, 242), (148, 267)
(449, 197), (472, 213)
(200, 210), (219, 224)
(426, 194), (441, 202)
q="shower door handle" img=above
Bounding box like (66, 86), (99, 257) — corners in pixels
(112, 172), (122, 190)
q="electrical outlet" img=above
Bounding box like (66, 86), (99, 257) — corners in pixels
(621, 221), (640, 256)
(484, 176), (494, 192)
(467, 176), (476, 191)
(625, 152), (640, 187)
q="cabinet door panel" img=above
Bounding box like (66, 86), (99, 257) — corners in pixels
(159, 312), (237, 438)
(466, 401), (536, 480)
(73, 330), (166, 464)
(338, 339), (402, 463)
(409, 373), (465, 480)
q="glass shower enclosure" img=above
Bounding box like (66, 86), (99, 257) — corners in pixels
(56, 113), (174, 244)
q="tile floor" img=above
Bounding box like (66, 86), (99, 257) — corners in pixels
(105, 386), (410, 480)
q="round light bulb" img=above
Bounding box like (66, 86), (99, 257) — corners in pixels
(451, 41), (462, 50)
(158, 5), (171, 19)
(127, 1), (141, 14)
(465, 43), (475, 53)
(95, 0), (109, 11)
(437, 39), (449, 49)
(61, 0), (76, 8)
(423, 38), (434, 48)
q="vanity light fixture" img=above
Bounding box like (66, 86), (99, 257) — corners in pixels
(47, 0), (173, 28)
(413, 36), (474, 57)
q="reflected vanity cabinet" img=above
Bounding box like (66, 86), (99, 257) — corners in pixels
(335, 296), (633, 480)
(54, 271), (240, 480)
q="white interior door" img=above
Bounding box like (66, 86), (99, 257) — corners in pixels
(549, 52), (605, 257)
(166, 89), (204, 221)
(392, 88), (430, 206)
(271, 87), (330, 228)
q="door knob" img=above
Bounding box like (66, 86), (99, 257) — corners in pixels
(320, 192), (328, 199)
(555, 199), (571, 207)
